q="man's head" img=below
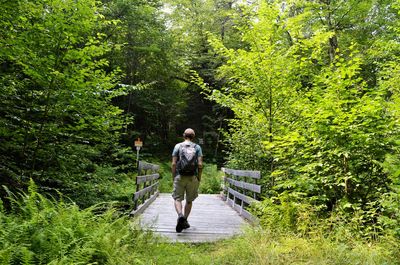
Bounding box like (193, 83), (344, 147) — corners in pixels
(183, 128), (195, 140)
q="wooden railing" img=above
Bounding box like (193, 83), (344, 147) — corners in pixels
(221, 167), (261, 223)
(130, 161), (160, 217)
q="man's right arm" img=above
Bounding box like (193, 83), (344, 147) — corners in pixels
(171, 144), (180, 180)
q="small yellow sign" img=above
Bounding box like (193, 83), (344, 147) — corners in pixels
(134, 138), (143, 147)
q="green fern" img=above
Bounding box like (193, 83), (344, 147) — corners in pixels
(0, 181), (149, 264)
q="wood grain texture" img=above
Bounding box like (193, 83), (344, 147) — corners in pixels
(136, 193), (250, 243)
(133, 182), (159, 200)
(224, 177), (261, 193)
(138, 161), (160, 174)
(130, 191), (159, 217)
(227, 187), (256, 205)
(226, 197), (258, 224)
(221, 168), (261, 179)
(136, 173), (159, 184)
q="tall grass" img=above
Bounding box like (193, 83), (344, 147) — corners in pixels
(127, 229), (400, 265)
(199, 164), (224, 194)
(209, 229), (400, 265)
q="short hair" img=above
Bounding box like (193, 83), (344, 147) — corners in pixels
(183, 128), (195, 140)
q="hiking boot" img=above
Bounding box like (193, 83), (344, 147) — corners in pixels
(182, 219), (190, 229)
(176, 215), (186, 233)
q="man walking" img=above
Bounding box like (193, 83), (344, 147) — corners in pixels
(171, 128), (203, 233)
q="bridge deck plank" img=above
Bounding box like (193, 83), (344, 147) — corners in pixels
(137, 193), (250, 243)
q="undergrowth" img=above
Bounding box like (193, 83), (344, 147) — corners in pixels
(131, 229), (400, 265)
(1, 177), (398, 264)
(209, 229), (400, 265)
(53, 166), (137, 209)
(0, 181), (150, 264)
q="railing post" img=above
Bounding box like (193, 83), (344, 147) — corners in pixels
(254, 178), (257, 200)
(134, 167), (140, 211)
(220, 167), (261, 223)
(131, 161), (161, 217)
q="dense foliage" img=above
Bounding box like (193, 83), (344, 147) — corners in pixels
(1, 0), (400, 262)
(0, 0), (130, 205)
(0, 0), (242, 204)
(205, 0), (400, 239)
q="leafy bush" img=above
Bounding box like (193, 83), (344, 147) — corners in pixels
(205, 1), (400, 241)
(0, 181), (149, 264)
(0, 0), (129, 205)
(379, 150), (400, 238)
(1, 180), (398, 265)
(251, 193), (321, 237)
(251, 191), (400, 242)
(64, 166), (136, 209)
(199, 164), (223, 194)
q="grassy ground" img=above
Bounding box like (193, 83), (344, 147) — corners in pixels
(134, 229), (399, 265)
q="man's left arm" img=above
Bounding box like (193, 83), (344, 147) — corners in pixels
(197, 145), (203, 181)
(197, 156), (203, 181)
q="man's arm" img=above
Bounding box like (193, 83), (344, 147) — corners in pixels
(172, 156), (178, 180)
(197, 156), (203, 181)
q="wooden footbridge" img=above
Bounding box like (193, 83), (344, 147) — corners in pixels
(130, 161), (261, 243)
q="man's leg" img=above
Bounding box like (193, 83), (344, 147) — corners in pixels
(184, 201), (192, 219)
(182, 201), (192, 229)
(182, 176), (198, 230)
(185, 176), (199, 218)
(174, 199), (186, 232)
(174, 199), (184, 216)
(172, 176), (186, 233)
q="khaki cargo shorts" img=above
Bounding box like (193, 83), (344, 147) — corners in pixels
(172, 175), (199, 202)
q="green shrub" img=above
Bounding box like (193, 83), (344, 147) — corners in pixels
(252, 190), (400, 242)
(199, 164), (223, 194)
(251, 193), (321, 237)
(1, 180), (398, 265)
(55, 166), (136, 209)
(0, 181), (149, 264)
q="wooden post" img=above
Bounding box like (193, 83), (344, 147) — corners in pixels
(134, 170), (139, 211)
(131, 161), (160, 217)
(142, 168), (147, 206)
(254, 178), (258, 200)
(219, 168), (261, 223)
(223, 168), (228, 201)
